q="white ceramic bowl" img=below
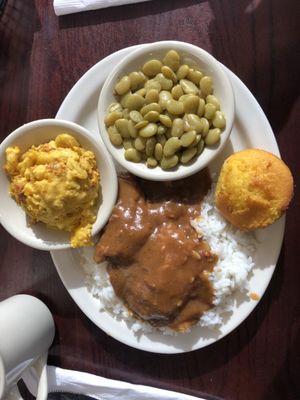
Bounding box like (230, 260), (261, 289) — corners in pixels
(0, 119), (118, 251)
(98, 40), (235, 181)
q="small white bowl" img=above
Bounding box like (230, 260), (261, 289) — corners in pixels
(0, 119), (118, 251)
(98, 40), (235, 181)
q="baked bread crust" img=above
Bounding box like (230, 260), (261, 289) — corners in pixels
(215, 149), (294, 230)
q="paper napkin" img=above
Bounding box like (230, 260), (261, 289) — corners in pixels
(22, 365), (205, 400)
(54, 0), (152, 16)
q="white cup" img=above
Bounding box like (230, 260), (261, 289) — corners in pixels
(0, 295), (55, 400)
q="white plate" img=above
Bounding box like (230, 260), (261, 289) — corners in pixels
(52, 45), (284, 354)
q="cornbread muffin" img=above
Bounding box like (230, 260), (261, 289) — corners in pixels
(215, 149), (293, 230)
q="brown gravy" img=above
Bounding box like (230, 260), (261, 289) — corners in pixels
(94, 170), (217, 332)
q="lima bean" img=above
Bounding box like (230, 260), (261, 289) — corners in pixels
(128, 120), (138, 138)
(197, 98), (205, 117)
(183, 114), (191, 132)
(123, 139), (133, 150)
(199, 118), (209, 136)
(140, 102), (162, 116)
(160, 155), (179, 169)
(206, 95), (220, 110)
(212, 111), (226, 129)
(146, 157), (158, 168)
(181, 147), (197, 164)
(161, 66), (177, 82)
(142, 59), (163, 77)
(125, 93), (145, 110)
(139, 123), (158, 138)
(186, 114), (202, 133)
(157, 124), (168, 135)
(122, 108), (130, 119)
(124, 148), (142, 162)
(154, 73), (173, 90)
(135, 120), (148, 130)
(134, 136), (146, 151)
(166, 99), (184, 115)
(115, 76), (131, 95)
(191, 134), (202, 147)
(180, 79), (199, 95)
(205, 128), (221, 146)
(158, 90), (172, 109)
(159, 114), (173, 128)
(108, 126), (123, 146)
(107, 125), (118, 135)
(120, 91), (132, 108)
(129, 71), (146, 90)
(115, 118), (131, 138)
(144, 110), (160, 122)
(157, 134), (167, 146)
(180, 130), (197, 147)
(145, 137), (156, 157)
(163, 50), (180, 71)
(200, 76), (213, 96)
(135, 88), (146, 97)
(129, 110), (143, 123)
(171, 118), (184, 137)
(163, 137), (182, 156)
(104, 111), (123, 127)
(176, 64), (189, 80)
(154, 143), (163, 160)
(145, 89), (159, 104)
(108, 102), (122, 113)
(145, 80), (162, 92)
(187, 69), (203, 85)
(171, 84), (184, 100)
(181, 94), (199, 114)
(197, 139), (205, 155)
(204, 103), (217, 120)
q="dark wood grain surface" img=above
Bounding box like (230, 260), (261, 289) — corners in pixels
(0, 1), (299, 399)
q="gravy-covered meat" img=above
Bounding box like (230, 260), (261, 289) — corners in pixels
(94, 170), (217, 331)
(94, 178), (151, 265)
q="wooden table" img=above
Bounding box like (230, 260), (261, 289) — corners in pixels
(0, 1), (299, 399)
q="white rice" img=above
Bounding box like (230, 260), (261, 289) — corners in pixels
(80, 182), (256, 335)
